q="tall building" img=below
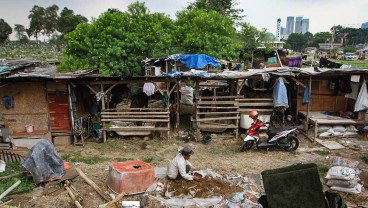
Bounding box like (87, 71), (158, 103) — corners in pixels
(286, 16), (294, 35)
(295, 16), (303, 34)
(362, 22), (368, 29)
(301, 18), (310, 34)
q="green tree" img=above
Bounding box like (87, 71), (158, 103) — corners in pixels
(58, 2), (175, 76)
(14, 24), (26, 41)
(303, 32), (314, 47)
(312, 32), (331, 47)
(238, 22), (272, 62)
(56, 7), (88, 36)
(28, 5), (45, 41)
(44, 4), (59, 38)
(0, 19), (12, 44)
(187, 0), (244, 23)
(175, 9), (240, 60)
(286, 33), (307, 51)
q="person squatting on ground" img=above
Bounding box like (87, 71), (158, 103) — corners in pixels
(167, 146), (201, 181)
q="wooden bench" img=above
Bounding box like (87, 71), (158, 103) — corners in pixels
(195, 96), (243, 139)
(101, 108), (170, 140)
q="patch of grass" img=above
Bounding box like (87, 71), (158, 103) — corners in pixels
(290, 150), (299, 155)
(361, 155), (368, 164)
(143, 156), (154, 163)
(313, 150), (330, 156)
(0, 162), (36, 194)
(115, 157), (134, 162)
(316, 163), (329, 175)
(334, 59), (368, 68)
(61, 153), (108, 164)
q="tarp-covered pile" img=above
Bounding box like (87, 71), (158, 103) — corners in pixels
(22, 140), (64, 184)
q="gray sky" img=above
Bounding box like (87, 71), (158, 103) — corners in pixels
(1, 0), (368, 39)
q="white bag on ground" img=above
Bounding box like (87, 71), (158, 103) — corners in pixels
(326, 178), (359, 188)
(332, 125), (346, 133)
(180, 86), (194, 106)
(325, 166), (357, 181)
(330, 183), (363, 194)
(331, 156), (359, 169)
(318, 126), (332, 133)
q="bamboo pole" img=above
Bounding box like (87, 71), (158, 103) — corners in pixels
(76, 168), (111, 202)
(65, 184), (83, 208)
(0, 180), (21, 201)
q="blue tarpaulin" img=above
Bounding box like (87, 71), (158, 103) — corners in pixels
(174, 54), (220, 69)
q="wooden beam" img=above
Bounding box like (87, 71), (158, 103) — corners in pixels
(101, 118), (169, 122)
(237, 79), (246, 95)
(290, 77), (306, 88)
(275, 49), (283, 67)
(305, 76), (312, 132)
(168, 82), (177, 96)
(76, 168), (111, 202)
(105, 83), (118, 94)
(85, 84), (97, 94)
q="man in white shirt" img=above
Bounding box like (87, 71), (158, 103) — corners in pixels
(167, 146), (200, 181)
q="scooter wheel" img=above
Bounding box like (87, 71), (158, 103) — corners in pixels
(240, 141), (254, 152)
(283, 135), (299, 151)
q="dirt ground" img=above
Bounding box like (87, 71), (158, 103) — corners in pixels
(3, 133), (368, 208)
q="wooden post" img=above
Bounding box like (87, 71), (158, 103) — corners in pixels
(76, 168), (111, 202)
(65, 184), (83, 208)
(305, 76), (312, 133)
(101, 84), (107, 143)
(275, 49), (283, 67)
(165, 60), (168, 73)
(68, 84), (81, 146)
(176, 79), (180, 130)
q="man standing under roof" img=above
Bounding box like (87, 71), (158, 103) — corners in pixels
(167, 146), (200, 181)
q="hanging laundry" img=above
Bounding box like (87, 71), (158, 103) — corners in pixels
(302, 86), (310, 105)
(143, 82), (155, 96)
(273, 77), (289, 108)
(354, 82), (368, 112)
(345, 83), (359, 100)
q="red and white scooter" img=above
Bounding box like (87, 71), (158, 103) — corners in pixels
(240, 111), (299, 152)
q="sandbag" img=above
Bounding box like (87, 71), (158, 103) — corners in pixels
(332, 125), (346, 133)
(330, 184), (363, 194)
(325, 166), (357, 181)
(326, 178), (359, 188)
(318, 125), (332, 133)
(331, 156), (359, 169)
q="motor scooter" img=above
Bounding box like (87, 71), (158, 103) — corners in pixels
(240, 118), (299, 152)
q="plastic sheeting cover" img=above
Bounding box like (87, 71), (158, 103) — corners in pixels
(22, 140), (64, 184)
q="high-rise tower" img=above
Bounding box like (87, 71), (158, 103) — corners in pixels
(295, 16), (303, 34)
(286, 16), (294, 35)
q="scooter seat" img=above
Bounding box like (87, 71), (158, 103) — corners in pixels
(268, 126), (297, 138)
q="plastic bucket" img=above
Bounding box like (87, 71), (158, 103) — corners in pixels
(25, 124), (34, 133)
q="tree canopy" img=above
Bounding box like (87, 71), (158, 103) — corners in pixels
(56, 7), (88, 36)
(187, 0), (244, 23)
(28, 5), (45, 41)
(0, 19), (12, 44)
(175, 9), (240, 60)
(58, 2), (175, 76)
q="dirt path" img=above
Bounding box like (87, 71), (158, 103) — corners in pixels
(4, 135), (368, 207)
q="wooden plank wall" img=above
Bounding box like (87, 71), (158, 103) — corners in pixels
(0, 82), (49, 134)
(297, 79), (347, 112)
